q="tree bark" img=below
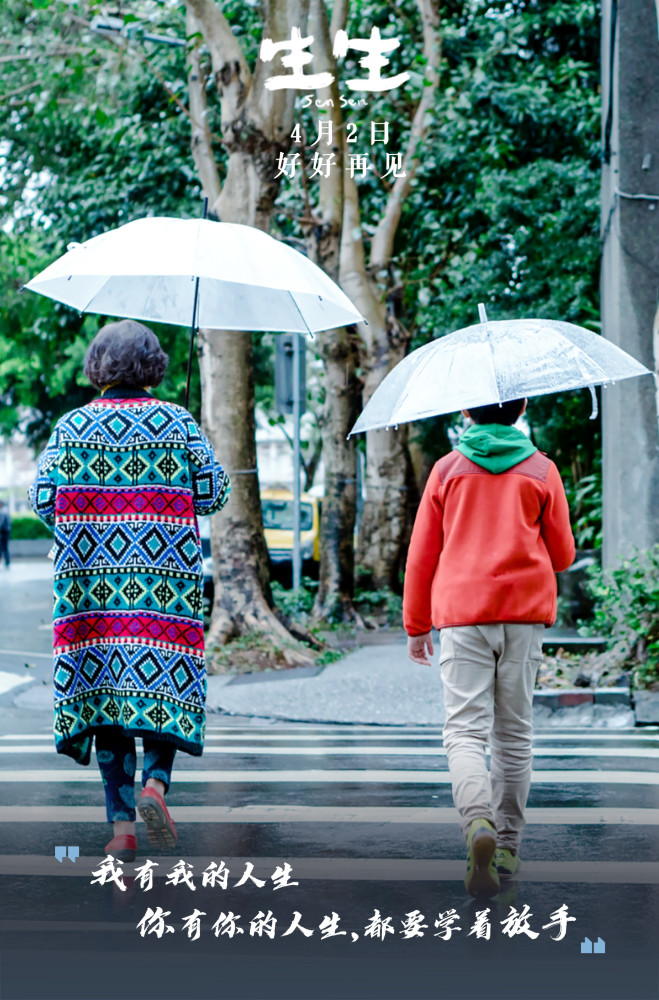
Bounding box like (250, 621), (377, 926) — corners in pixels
(300, 0), (362, 621)
(338, 173), (412, 589)
(354, 0), (441, 589)
(185, 0), (314, 662)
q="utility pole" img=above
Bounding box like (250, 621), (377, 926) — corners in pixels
(601, 0), (659, 566)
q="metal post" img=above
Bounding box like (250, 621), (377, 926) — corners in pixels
(184, 196), (208, 411)
(292, 331), (302, 591)
(601, 0), (659, 563)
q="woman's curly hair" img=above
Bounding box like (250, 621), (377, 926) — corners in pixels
(83, 320), (169, 390)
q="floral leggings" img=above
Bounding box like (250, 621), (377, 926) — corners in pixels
(95, 729), (176, 823)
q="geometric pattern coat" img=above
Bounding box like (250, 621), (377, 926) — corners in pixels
(28, 387), (230, 766)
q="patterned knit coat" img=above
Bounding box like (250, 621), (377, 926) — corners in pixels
(28, 387), (230, 766)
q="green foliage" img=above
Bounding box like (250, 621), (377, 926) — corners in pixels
(271, 578), (318, 622)
(354, 584), (403, 625)
(0, 0), (603, 515)
(582, 547), (659, 689)
(402, 0), (601, 486)
(7, 514), (53, 539)
(0, 0), (205, 443)
(563, 466), (602, 549)
(313, 646), (344, 666)
(0, 232), (95, 443)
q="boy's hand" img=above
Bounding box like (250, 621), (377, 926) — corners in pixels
(407, 632), (434, 666)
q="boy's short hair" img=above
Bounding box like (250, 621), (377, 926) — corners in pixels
(466, 398), (526, 425)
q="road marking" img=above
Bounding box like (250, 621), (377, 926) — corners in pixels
(200, 732), (659, 744)
(1, 805), (657, 824)
(1, 768), (658, 785)
(4, 743), (657, 758)
(0, 649), (52, 660)
(0, 672), (31, 696)
(0, 856), (656, 884)
(2, 727), (656, 743)
(0, 735), (53, 741)
(205, 724), (658, 735)
(3, 730), (659, 743)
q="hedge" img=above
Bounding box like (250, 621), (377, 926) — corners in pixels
(7, 515), (53, 540)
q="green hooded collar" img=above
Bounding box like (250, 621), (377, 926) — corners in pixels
(455, 423), (537, 474)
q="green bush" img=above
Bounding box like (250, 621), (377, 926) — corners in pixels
(354, 586), (403, 626)
(271, 578), (317, 623)
(582, 545), (659, 690)
(564, 470), (602, 549)
(7, 515), (52, 540)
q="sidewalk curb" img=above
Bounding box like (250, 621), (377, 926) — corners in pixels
(533, 687), (631, 708)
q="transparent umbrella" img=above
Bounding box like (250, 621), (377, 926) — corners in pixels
(25, 212), (365, 592)
(24, 215), (363, 335)
(349, 305), (653, 436)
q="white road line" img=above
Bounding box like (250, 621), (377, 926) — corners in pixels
(0, 768), (658, 785)
(0, 856), (656, 884)
(0, 649), (52, 659)
(204, 724), (658, 736)
(3, 730), (659, 743)
(0, 672), (31, 696)
(201, 732), (658, 742)
(1, 744), (658, 759)
(0, 735), (53, 741)
(0, 805), (657, 824)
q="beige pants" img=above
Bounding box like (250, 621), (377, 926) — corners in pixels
(439, 623), (544, 850)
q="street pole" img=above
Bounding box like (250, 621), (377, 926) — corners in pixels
(601, 0), (659, 565)
(292, 331), (302, 591)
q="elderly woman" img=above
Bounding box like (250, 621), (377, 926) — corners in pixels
(29, 320), (230, 861)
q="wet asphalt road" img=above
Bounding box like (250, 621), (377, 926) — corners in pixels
(0, 719), (658, 1000)
(0, 563), (658, 1000)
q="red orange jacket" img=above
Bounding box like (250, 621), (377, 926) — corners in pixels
(403, 449), (575, 635)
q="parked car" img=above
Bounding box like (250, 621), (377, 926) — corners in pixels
(199, 487), (321, 598)
(261, 486), (321, 568)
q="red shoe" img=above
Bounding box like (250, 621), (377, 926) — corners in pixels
(136, 787), (177, 849)
(104, 834), (137, 862)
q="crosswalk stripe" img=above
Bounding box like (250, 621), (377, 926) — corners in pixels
(3, 731), (659, 746)
(1, 805), (658, 824)
(4, 726), (657, 742)
(0, 856), (656, 884)
(1, 768), (658, 785)
(0, 649), (52, 659)
(1, 744), (657, 757)
(203, 732), (658, 743)
(5, 730), (659, 741)
(0, 672), (31, 696)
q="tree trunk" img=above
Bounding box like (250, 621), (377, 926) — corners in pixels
(301, 0), (362, 621)
(185, 0), (315, 664)
(338, 172), (415, 590)
(345, 0), (440, 589)
(314, 326), (362, 619)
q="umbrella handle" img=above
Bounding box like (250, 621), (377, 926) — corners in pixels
(184, 197), (209, 411)
(588, 385), (598, 419)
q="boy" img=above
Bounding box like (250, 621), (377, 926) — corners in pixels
(403, 398), (575, 897)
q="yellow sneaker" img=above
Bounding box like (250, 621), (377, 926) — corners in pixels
(464, 818), (499, 897)
(495, 847), (521, 880)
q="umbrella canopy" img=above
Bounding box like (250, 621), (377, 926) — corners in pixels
(349, 313), (653, 436)
(24, 216), (364, 333)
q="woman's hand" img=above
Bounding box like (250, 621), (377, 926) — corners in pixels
(407, 632), (434, 666)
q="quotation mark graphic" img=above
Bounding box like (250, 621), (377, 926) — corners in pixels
(54, 846), (80, 863)
(580, 936), (606, 954)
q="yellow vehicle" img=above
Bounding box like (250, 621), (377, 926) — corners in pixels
(200, 488), (321, 598)
(261, 487), (321, 567)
